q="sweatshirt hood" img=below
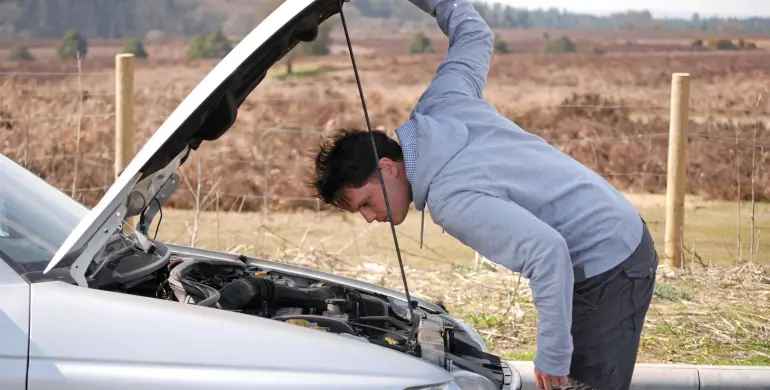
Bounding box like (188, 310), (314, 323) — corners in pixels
(409, 112), (469, 211)
(402, 112), (468, 249)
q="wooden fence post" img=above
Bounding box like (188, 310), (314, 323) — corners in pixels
(116, 53), (135, 231)
(664, 72), (691, 268)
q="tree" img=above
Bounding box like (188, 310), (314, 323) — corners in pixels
(203, 27), (233, 57)
(493, 34), (509, 54)
(57, 28), (88, 60)
(186, 27), (233, 59)
(121, 38), (149, 59)
(8, 44), (33, 61)
(407, 32), (434, 54)
(255, 0), (338, 76)
(540, 35), (576, 53)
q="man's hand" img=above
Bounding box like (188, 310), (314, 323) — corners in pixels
(534, 366), (569, 390)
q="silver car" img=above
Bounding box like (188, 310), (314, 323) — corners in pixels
(0, 0), (522, 389)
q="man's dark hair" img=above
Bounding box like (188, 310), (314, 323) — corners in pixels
(310, 128), (403, 208)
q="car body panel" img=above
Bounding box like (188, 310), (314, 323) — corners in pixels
(26, 281), (454, 389)
(43, 0), (339, 277)
(0, 259), (30, 390)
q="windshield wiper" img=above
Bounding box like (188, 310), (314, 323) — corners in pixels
(336, 0), (419, 348)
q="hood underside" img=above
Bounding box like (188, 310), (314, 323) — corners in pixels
(44, 0), (345, 277)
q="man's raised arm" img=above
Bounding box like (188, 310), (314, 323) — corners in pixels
(408, 0), (494, 101)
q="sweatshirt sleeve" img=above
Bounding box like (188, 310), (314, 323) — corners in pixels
(407, 0), (494, 100)
(430, 190), (575, 376)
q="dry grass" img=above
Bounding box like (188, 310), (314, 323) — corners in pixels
(1, 44), (770, 209)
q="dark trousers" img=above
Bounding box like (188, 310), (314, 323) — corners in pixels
(567, 219), (658, 390)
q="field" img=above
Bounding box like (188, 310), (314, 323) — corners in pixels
(1, 27), (770, 365)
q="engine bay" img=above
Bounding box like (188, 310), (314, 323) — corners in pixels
(160, 257), (417, 352)
(82, 239), (514, 390)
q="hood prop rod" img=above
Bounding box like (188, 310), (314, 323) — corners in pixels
(336, 0), (419, 347)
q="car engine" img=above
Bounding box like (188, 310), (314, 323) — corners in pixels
(103, 252), (514, 390)
(160, 257), (416, 351)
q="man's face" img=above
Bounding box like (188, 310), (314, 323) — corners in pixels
(342, 158), (412, 225)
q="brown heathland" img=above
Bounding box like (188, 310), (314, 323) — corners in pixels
(1, 33), (768, 212)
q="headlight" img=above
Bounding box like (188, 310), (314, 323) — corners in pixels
(453, 319), (490, 353)
(406, 372), (497, 390)
(405, 381), (462, 390)
(451, 371), (498, 390)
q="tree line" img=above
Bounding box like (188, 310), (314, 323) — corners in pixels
(352, 0), (770, 32)
(0, 0), (222, 39)
(1, 0), (769, 40)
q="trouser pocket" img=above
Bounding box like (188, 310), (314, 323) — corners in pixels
(569, 344), (623, 390)
(620, 232), (658, 340)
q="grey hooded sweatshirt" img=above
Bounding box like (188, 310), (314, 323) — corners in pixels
(399, 0), (645, 377)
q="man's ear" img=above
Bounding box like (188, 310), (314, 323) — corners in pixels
(378, 157), (397, 177)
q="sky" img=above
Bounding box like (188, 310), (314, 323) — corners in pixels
(483, 0), (770, 18)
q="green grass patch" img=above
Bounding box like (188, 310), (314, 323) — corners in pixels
(503, 349), (536, 361)
(653, 281), (693, 301)
(271, 64), (340, 80)
(637, 197), (770, 267)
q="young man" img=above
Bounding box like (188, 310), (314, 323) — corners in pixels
(309, 1), (658, 389)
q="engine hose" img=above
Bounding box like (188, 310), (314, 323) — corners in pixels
(192, 282), (220, 307)
(167, 258), (246, 306)
(217, 276), (277, 311)
(218, 275), (341, 313)
(274, 284), (337, 313)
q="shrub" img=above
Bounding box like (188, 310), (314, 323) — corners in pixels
(121, 38), (149, 59)
(540, 35), (576, 54)
(738, 39), (759, 50)
(691, 39), (703, 47)
(407, 32), (434, 54)
(187, 27), (233, 59)
(493, 34), (509, 54)
(8, 45), (33, 61)
(57, 29), (88, 60)
(706, 37), (738, 50)
(584, 45), (606, 54)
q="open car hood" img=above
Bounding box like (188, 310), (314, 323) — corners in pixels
(44, 0), (345, 284)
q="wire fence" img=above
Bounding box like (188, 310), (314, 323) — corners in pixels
(1, 70), (768, 258)
(1, 69), (768, 226)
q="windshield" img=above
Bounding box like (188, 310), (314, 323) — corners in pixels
(0, 154), (88, 275)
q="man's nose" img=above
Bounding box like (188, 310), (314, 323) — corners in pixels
(360, 209), (376, 223)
